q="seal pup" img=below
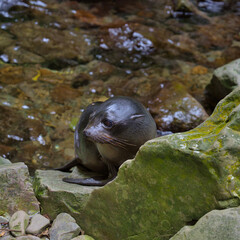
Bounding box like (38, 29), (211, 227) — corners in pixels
(56, 96), (157, 186)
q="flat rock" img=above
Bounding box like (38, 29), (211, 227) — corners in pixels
(170, 207), (240, 240)
(49, 213), (81, 240)
(0, 162), (39, 216)
(33, 170), (98, 220)
(26, 214), (50, 235)
(9, 211), (29, 237)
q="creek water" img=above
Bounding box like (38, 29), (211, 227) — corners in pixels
(0, 0), (239, 172)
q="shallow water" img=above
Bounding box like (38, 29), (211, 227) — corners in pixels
(0, 0), (239, 172)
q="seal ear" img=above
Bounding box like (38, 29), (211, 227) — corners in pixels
(130, 114), (145, 120)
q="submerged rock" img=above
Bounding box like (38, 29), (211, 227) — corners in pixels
(0, 162), (39, 216)
(206, 58), (240, 108)
(148, 81), (209, 132)
(9, 21), (94, 66)
(170, 207), (240, 240)
(78, 86), (240, 240)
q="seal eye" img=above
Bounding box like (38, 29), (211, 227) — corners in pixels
(102, 118), (114, 128)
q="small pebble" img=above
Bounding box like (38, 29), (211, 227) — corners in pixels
(9, 211), (30, 237)
(26, 214), (50, 235)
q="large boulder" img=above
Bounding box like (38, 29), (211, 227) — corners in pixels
(79, 86), (240, 240)
(0, 162), (39, 216)
(206, 58), (240, 108)
(170, 207), (240, 240)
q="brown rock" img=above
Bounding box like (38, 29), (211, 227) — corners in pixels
(51, 84), (80, 104)
(148, 82), (209, 132)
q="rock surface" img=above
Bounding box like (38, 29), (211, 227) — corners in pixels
(9, 210), (29, 237)
(0, 216), (9, 223)
(72, 235), (95, 240)
(206, 58), (240, 108)
(0, 157), (11, 165)
(26, 214), (50, 235)
(170, 207), (240, 240)
(77, 86), (240, 240)
(16, 236), (41, 240)
(148, 81), (209, 132)
(33, 170), (98, 220)
(49, 213), (81, 240)
(0, 162), (39, 216)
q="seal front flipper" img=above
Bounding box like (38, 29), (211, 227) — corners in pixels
(62, 162), (118, 186)
(62, 175), (115, 186)
(54, 157), (89, 172)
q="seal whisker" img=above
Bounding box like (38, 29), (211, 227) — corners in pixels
(111, 136), (137, 147)
(101, 134), (127, 149)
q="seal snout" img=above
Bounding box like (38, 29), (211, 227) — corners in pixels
(83, 129), (91, 138)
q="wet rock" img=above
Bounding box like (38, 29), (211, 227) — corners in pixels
(0, 105), (33, 145)
(173, 0), (212, 21)
(0, 30), (15, 51)
(0, 162), (39, 216)
(86, 60), (119, 81)
(148, 82), (209, 132)
(4, 46), (44, 64)
(170, 207), (240, 240)
(49, 213), (81, 240)
(50, 84), (80, 104)
(97, 23), (161, 69)
(9, 210), (29, 237)
(33, 170), (98, 221)
(10, 21), (94, 65)
(222, 46), (240, 64)
(78, 87), (240, 240)
(0, 144), (16, 159)
(0, 65), (25, 84)
(26, 214), (50, 235)
(206, 58), (240, 108)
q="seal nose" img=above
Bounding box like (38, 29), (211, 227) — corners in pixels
(83, 129), (90, 137)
